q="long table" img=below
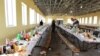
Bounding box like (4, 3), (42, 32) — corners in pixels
(26, 25), (49, 56)
(56, 25), (100, 51)
(0, 25), (49, 56)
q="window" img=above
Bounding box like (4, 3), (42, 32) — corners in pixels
(37, 13), (40, 24)
(22, 2), (27, 25)
(67, 19), (72, 24)
(29, 8), (36, 24)
(38, 15), (45, 23)
(39, 15), (42, 21)
(57, 18), (63, 20)
(89, 17), (92, 24)
(47, 18), (52, 24)
(34, 12), (37, 24)
(41, 16), (45, 23)
(77, 18), (79, 21)
(79, 18), (82, 24)
(85, 17), (88, 24)
(5, 0), (16, 27)
(99, 19), (100, 24)
(82, 18), (84, 24)
(93, 16), (97, 24)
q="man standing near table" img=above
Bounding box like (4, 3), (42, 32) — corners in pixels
(71, 18), (79, 28)
(39, 20), (43, 26)
(51, 20), (55, 32)
(71, 18), (79, 33)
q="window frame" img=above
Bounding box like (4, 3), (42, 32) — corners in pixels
(85, 17), (88, 24)
(89, 16), (92, 24)
(29, 8), (36, 24)
(22, 2), (27, 25)
(5, 0), (17, 27)
(93, 16), (97, 24)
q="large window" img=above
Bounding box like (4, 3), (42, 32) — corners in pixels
(29, 8), (36, 24)
(85, 17), (88, 24)
(5, 0), (16, 27)
(39, 15), (42, 21)
(67, 19), (72, 24)
(22, 2), (27, 25)
(93, 16), (97, 24)
(79, 18), (82, 24)
(37, 13), (40, 24)
(41, 16), (45, 23)
(89, 17), (92, 24)
(47, 18), (52, 24)
(77, 18), (79, 22)
(82, 18), (84, 24)
(99, 19), (100, 24)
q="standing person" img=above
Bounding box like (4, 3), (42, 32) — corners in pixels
(51, 20), (55, 32)
(71, 18), (79, 28)
(71, 18), (80, 33)
(39, 20), (43, 26)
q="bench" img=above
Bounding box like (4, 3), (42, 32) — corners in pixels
(40, 30), (51, 56)
(57, 30), (80, 56)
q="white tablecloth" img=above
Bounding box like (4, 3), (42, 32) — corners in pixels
(58, 25), (100, 43)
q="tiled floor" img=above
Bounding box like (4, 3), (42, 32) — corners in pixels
(31, 31), (100, 56)
(46, 32), (72, 56)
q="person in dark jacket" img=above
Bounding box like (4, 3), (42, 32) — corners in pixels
(51, 20), (55, 32)
(39, 20), (43, 26)
(58, 20), (60, 25)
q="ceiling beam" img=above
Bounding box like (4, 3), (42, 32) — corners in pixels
(52, 0), (57, 14)
(55, 0), (63, 13)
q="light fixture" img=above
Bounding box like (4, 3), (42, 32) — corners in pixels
(70, 10), (73, 13)
(47, 8), (50, 12)
(65, 5), (68, 7)
(80, 5), (83, 8)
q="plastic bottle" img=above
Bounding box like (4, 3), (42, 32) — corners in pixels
(16, 33), (21, 41)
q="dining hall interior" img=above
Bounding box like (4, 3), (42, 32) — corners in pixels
(1, 0), (100, 56)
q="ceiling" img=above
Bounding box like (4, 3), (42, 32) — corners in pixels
(34, 0), (100, 16)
